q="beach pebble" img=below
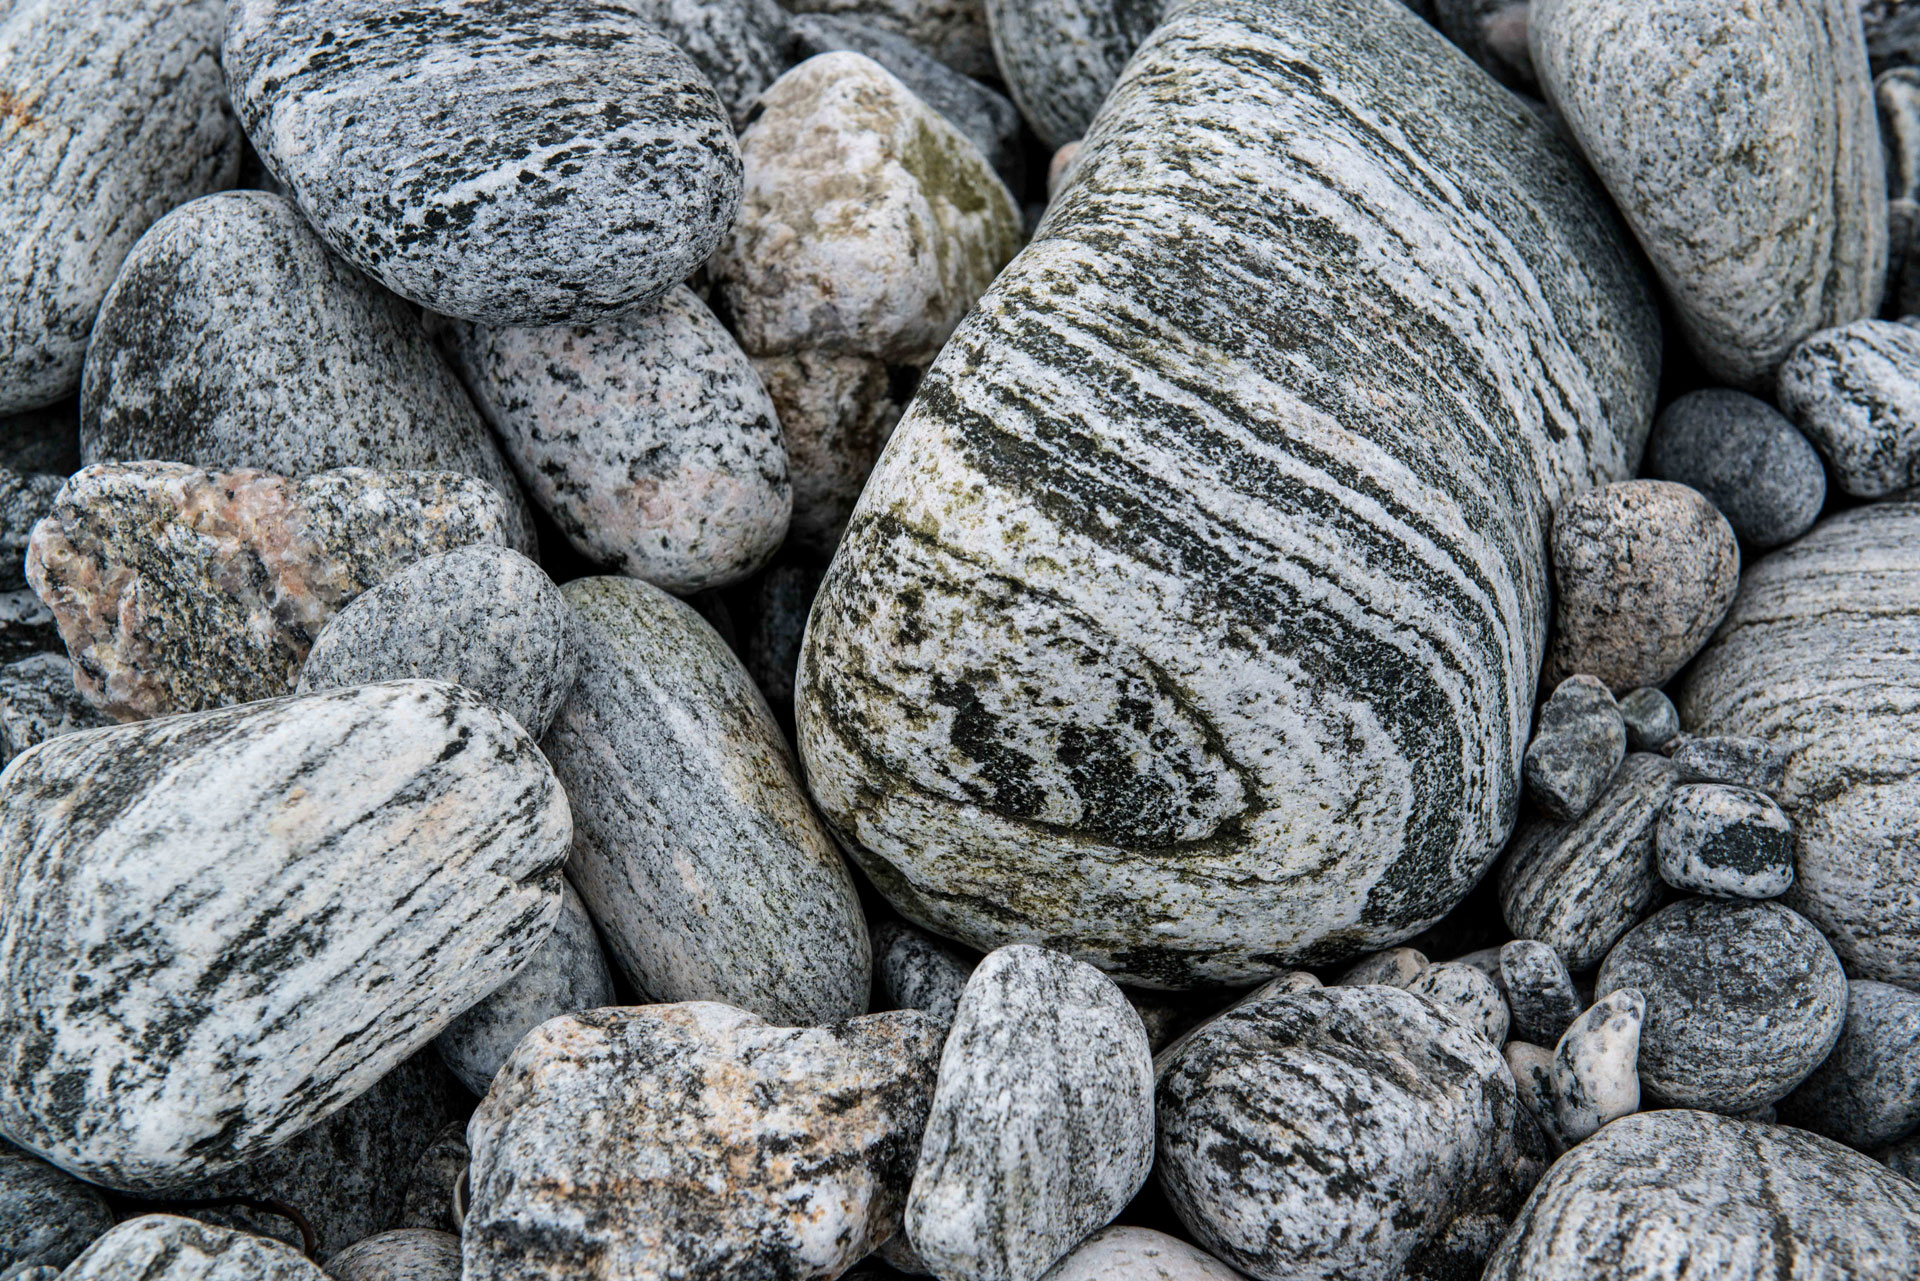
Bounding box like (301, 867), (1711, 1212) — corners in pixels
(437, 286), (789, 594)
(1549, 989), (1644, 1144)
(1544, 481), (1741, 693)
(224, 0), (742, 326)
(1656, 784), (1795, 899)
(1407, 961), (1510, 1044)
(790, 0), (996, 77)
(1500, 940), (1583, 1047)
(0, 0), (239, 414)
(1646, 390), (1827, 548)
(0, 590), (57, 666)
(982, 0), (1167, 147)
(742, 561), (826, 722)
(1778, 318), (1920, 497)
(464, 1003), (943, 1281)
(905, 946), (1155, 1281)
(614, 0), (796, 127)
(58, 1218), (326, 1281)
(1038, 1227), (1242, 1281)
(1617, 687), (1681, 752)
(0, 681), (569, 1191)
(1502, 1041), (1560, 1148)
(0, 1142), (116, 1278)
(0, 652), (111, 765)
(1777, 980), (1920, 1150)
(326, 1232), (461, 1281)
(875, 918), (977, 1024)
(1597, 898), (1847, 1113)
(0, 470), (60, 591)
(395, 1125), (468, 1235)
(751, 352), (906, 557)
(1337, 947), (1430, 988)
(1524, 675), (1627, 821)
(1669, 735), (1788, 793)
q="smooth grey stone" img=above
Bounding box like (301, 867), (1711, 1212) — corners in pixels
(1157, 985), (1547, 1281)
(1880, 68), (1920, 315)
(1482, 1110), (1920, 1281)
(1530, 0), (1885, 389)
(1597, 898), (1847, 1113)
(394, 1124), (467, 1235)
(0, 681), (569, 1192)
(1498, 753), (1680, 971)
(1548, 989), (1643, 1144)
(224, 0), (742, 327)
(0, 0), (239, 413)
(1656, 784), (1795, 900)
(0, 404), (79, 477)
(1647, 390), (1827, 548)
(750, 352), (907, 558)
(1868, 0), (1920, 72)
(1681, 502), (1920, 984)
(1617, 687), (1681, 752)
(742, 561), (826, 721)
(544, 576), (870, 1023)
(795, 0), (1660, 986)
(1428, 0), (1536, 92)
(905, 946), (1155, 1281)
(1335, 947), (1429, 988)
(1778, 318), (1920, 497)
(1778, 980), (1920, 1150)
(1151, 971), (1324, 1078)
(79, 191), (531, 552)
(0, 469), (59, 591)
(1523, 675), (1626, 821)
(297, 544), (576, 739)
(435, 880), (616, 1096)
(616, 0), (796, 127)
(0, 652), (112, 766)
(438, 286), (789, 593)
(874, 918), (977, 1024)
(0, 1142), (115, 1279)
(1406, 961), (1509, 1044)
(60, 1218), (326, 1281)
(789, 0), (996, 78)
(1038, 1227), (1243, 1281)
(1669, 735), (1788, 794)
(464, 1003), (943, 1281)
(983, 0), (1167, 147)
(1500, 939), (1582, 1046)
(325, 1231), (460, 1281)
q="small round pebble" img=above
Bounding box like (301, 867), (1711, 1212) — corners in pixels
(1777, 980), (1920, 1150)
(1656, 784), (1795, 900)
(1777, 319), (1920, 498)
(1647, 390), (1826, 548)
(1406, 961), (1510, 1044)
(1523, 675), (1627, 821)
(1039, 1227), (1243, 1281)
(1499, 940), (1582, 1048)
(1669, 734), (1787, 794)
(326, 1230), (461, 1281)
(874, 920), (977, 1025)
(1617, 686), (1681, 752)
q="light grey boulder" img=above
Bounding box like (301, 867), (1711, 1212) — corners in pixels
(0, 0), (239, 414)
(1646, 390), (1826, 549)
(326, 1231), (461, 1281)
(1778, 980), (1920, 1150)
(875, 918), (977, 1024)
(1530, 0), (1885, 388)
(1669, 735), (1787, 794)
(1548, 989), (1644, 1144)
(1617, 687), (1681, 753)
(1655, 784), (1795, 900)
(0, 652), (111, 765)
(59, 1218), (326, 1281)
(1407, 961), (1509, 1044)
(1336, 947), (1429, 988)
(1039, 1227), (1242, 1281)
(1500, 939), (1582, 1047)
(0, 1141), (115, 1278)
(1523, 675), (1626, 821)
(983, 0), (1167, 148)
(0, 681), (570, 1192)
(544, 576), (869, 1023)
(1778, 318), (1920, 497)
(789, 0), (996, 77)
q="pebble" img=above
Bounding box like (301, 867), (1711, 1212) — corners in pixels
(464, 1003), (943, 1281)
(796, 0), (1659, 984)
(1336, 947), (1430, 988)
(0, 652), (112, 766)
(1548, 989), (1644, 1144)
(1523, 675), (1626, 821)
(1867, 0), (1920, 72)
(1646, 390), (1827, 548)
(58, 1217), (326, 1281)
(396, 1124), (469, 1235)
(326, 1231), (462, 1281)
(0, 680), (569, 1191)
(296, 544), (576, 739)
(1500, 940), (1583, 1047)
(982, 0), (1166, 147)
(905, 946), (1155, 1281)
(224, 0), (742, 326)
(752, 352), (907, 557)
(742, 561), (826, 722)
(791, 0), (996, 78)
(1429, 0), (1537, 92)
(1157, 985), (1546, 1281)
(1777, 980), (1920, 1150)
(543, 576), (870, 1024)
(1669, 734), (1788, 793)
(1038, 1227), (1243, 1281)
(1777, 318), (1920, 497)
(1596, 898), (1847, 1113)
(1680, 501), (1920, 985)
(1544, 481), (1741, 693)
(0, 1142), (116, 1278)
(0, 0), (239, 413)
(1656, 784), (1795, 899)
(1881, 68), (1920, 316)
(438, 286), (789, 593)
(0, 469), (60, 590)
(615, 0), (796, 127)
(1529, 0), (1885, 388)
(1407, 961), (1510, 1044)
(1498, 753), (1680, 971)
(1482, 1110), (1920, 1280)
(26, 463), (512, 721)
(874, 918), (977, 1024)
(79, 191), (532, 551)
(1616, 687), (1681, 752)
(435, 880), (617, 1096)
(1502, 1041), (1560, 1149)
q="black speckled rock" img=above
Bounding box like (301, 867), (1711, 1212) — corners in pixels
(0, 681), (569, 1192)
(1655, 784), (1794, 900)
(1482, 1110), (1920, 1281)
(1669, 735), (1787, 794)
(1157, 985), (1547, 1281)
(223, 1), (741, 326)
(1647, 390), (1827, 548)
(60, 1217), (327, 1281)
(1778, 980), (1920, 1150)
(1407, 960), (1509, 1044)
(0, 0), (239, 413)
(297, 544), (575, 739)
(1778, 318), (1920, 497)
(327, 1231), (461, 1281)
(1597, 898), (1846, 1113)
(614, 0), (796, 126)
(80, 191), (532, 551)
(0, 1142), (115, 1279)
(0, 470), (61, 591)
(395, 1124), (468, 1235)
(1617, 687), (1680, 753)
(1500, 939), (1582, 1047)
(1881, 1134), (1920, 1183)
(874, 918), (977, 1024)
(464, 1003), (944, 1281)
(0, 652), (112, 766)
(982, 0), (1167, 148)
(1524, 676), (1626, 821)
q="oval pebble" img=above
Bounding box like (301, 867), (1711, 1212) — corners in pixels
(59, 1218), (325, 1281)
(1777, 318), (1920, 497)
(1039, 1227), (1242, 1281)
(1499, 940), (1582, 1048)
(1669, 734), (1787, 793)
(1777, 980), (1920, 1150)
(326, 1231), (461, 1281)
(1655, 784), (1794, 900)
(874, 918), (977, 1024)
(0, 1142), (115, 1278)
(1647, 390), (1826, 548)
(1617, 687), (1681, 753)
(1548, 989), (1644, 1144)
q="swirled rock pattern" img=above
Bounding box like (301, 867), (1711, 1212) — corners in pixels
(1777, 980), (1920, 1150)
(983, 0), (1167, 148)
(59, 1218), (327, 1281)
(1777, 318), (1920, 498)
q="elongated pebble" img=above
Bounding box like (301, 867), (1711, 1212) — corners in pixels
(1500, 940), (1582, 1047)
(983, 0), (1166, 148)
(1549, 989), (1643, 1143)
(1777, 980), (1920, 1150)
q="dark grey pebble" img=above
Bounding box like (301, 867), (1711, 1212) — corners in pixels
(1655, 784), (1795, 900)
(1670, 734), (1787, 793)
(1524, 675), (1626, 821)
(1647, 390), (1826, 548)
(874, 918), (977, 1024)
(1777, 318), (1920, 497)
(1500, 939), (1582, 1047)
(741, 561), (826, 722)
(0, 652), (112, 766)
(394, 1123), (468, 1235)
(1778, 980), (1920, 1150)
(1617, 687), (1681, 752)
(0, 1141), (115, 1279)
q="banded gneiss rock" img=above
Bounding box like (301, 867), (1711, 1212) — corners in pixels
(796, 0), (1660, 987)
(327, 1231), (462, 1281)
(0, 680), (570, 1192)
(982, 0), (1166, 148)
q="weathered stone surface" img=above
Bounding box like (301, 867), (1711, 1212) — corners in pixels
(1530, 0), (1885, 388)
(982, 0), (1166, 148)
(790, 0), (996, 77)
(395, 1124), (467, 1235)
(1647, 390), (1826, 548)
(1778, 980), (1920, 1150)
(545, 576), (869, 1023)
(27, 463), (511, 721)
(1655, 784), (1794, 900)
(1336, 947), (1429, 988)
(1523, 675), (1625, 822)
(0, 1141), (115, 1278)
(0, 0), (239, 413)
(1158, 985), (1546, 1281)
(1548, 990), (1643, 1144)
(327, 1231), (461, 1281)
(0, 470), (60, 592)
(0, 652), (111, 766)
(752, 352), (906, 557)
(1482, 1110), (1920, 1281)
(1407, 961), (1509, 1044)
(1596, 898), (1846, 1113)
(798, 0), (1660, 987)
(1039, 1227), (1242, 1281)
(0, 681), (569, 1191)
(875, 918), (976, 1023)
(79, 191), (531, 550)
(464, 1003), (943, 1281)
(439, 287), (788, 593)
(1778, 318), (1920, 497)
(1152, 970), (1323, 1076)
(1500, 939), (1581, 1047)
(60, 1218), (326, 1281)
(905, 946), (1154, 1281)
(614, 0), (796, 126)
(1669, 735), (1787, 794)
(1617, 687), (1681, 753)
(1680, 501), (1920, 985)
(297, 544), (575, 739)
(0, 590), (56, 666)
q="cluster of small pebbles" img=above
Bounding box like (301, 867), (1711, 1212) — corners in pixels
(3, 1), (1920, 1280)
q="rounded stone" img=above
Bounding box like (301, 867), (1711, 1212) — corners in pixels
(396, 1123), (468, 1234)
(1596, 898), (1847, 1113)
(1777, 980), (1920, 1150)
(983, 0), (1165, 148)
(58, 1217), (326, 1281)
(1499, 939), (1582, 1047)
(751, 352), (906, 557)
(1544, 481), (1741, 693)
(874, 918), (977, 1024)
(1669, 734), (1787, 793)
(1406, 961), (1510, 1044)
(223, 0), (742, 326)
(1655, 784), (1795, 900)
(1547, 989), (1644, 1145)
(1336, 947), (1429, 988)
(0, 1142), (116, 1278)
(1039, 1227), (1243, 1281)
(1617, 686), (1681, 752)
(327, 1231), (461, 1281)
(1523, 675), (1626, 821)
(1646, 390), (1826, 548)
(1777, 318), (1920, 498)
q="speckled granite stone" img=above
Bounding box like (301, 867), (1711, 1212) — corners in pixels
(983, 0), (1166, 148)
(1778, 318), (1920, 497)
(874, 918), (976, 1024)
(1523, 675), (1625, 822)
(60, 1218), (326, 1281)
(1880, 67), (1920, 315)
(0, 0), (239, 413)
(1655, 784), (1794, 900)
(1646, 390), (1826, 548)
(1407, 961), (1509, 1044)
(464, 1003), (943, 1281)
(1336, 947), (1429, 988)
(26, 463), (510, 721)
(1500, 940), (1582, 1047)
(751, 352), (906, 557)
(0, 681), (569, 1192)
(327, 1231), (461, 1281)
(223, 0), (742, 326)
(797, 0), (1659, 987)
(789, 0), (995, 77)
(614, 0), (795, 127)
(395, 1124), (467, 1235)
(1669, 735), (1787, 794)
(1548, 989), (1643, 1144)
(0, 1142), (115, 1278)
(0, 652), (111, 765)
(1039, 1227), (1241, 1281)
(1778, 980), (1920, 1150)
